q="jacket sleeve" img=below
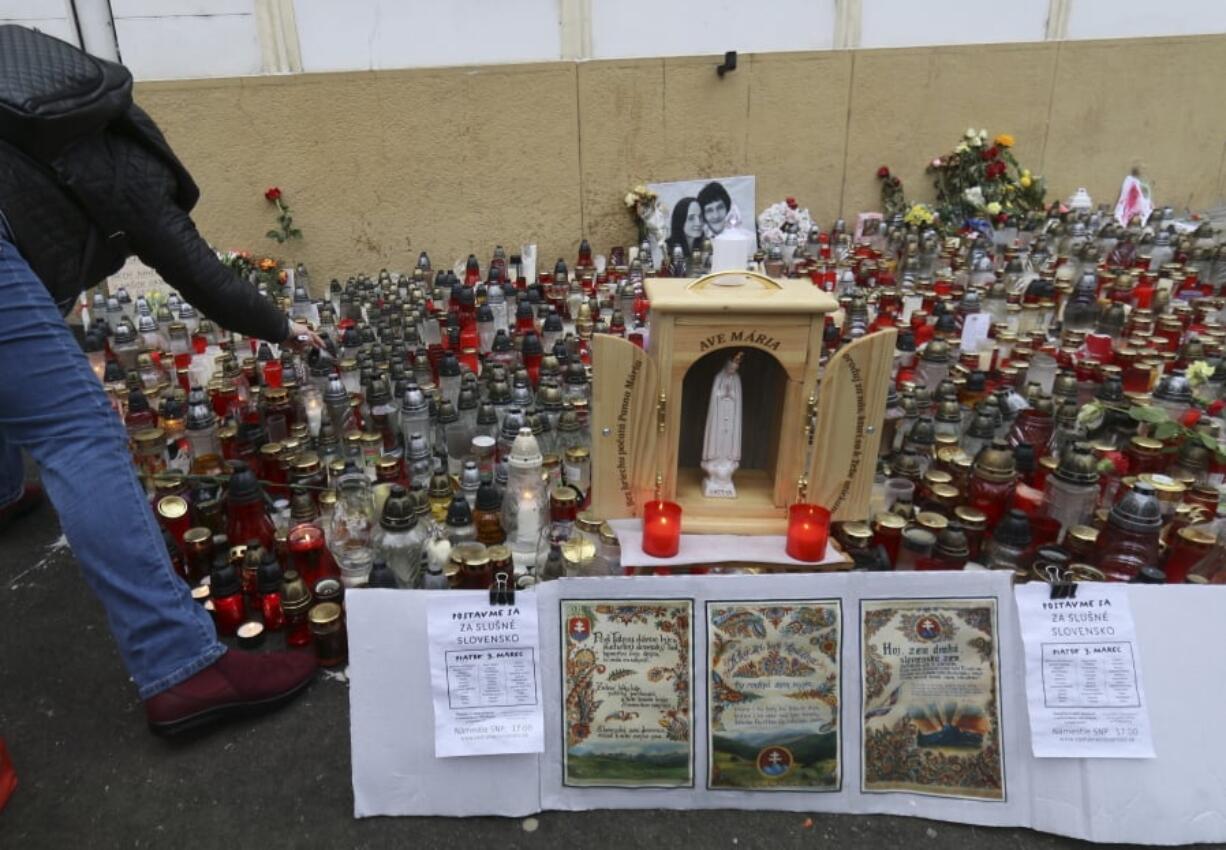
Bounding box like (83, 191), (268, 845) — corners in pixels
(128, 205), (291, 343)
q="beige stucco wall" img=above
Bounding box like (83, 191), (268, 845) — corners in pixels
(134, 34), (1226, 288)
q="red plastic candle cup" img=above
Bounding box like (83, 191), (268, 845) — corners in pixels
(786, 503), (830, 562)
(262, 360), (283, 388)
(1084, 333), (1114, 362)
(1029, 516), (1062, 549)
(642, 500), (682, 558)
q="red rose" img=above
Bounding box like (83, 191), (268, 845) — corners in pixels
(876, 166), (890, 179)
(994, 213), (1008, 226)
(264, 187), (282, 202)
(986, 146), (999, 159)
(1180, 409), (1203, 428)
(1209, 399), (1226, 417)
(786, 196), (798, 209)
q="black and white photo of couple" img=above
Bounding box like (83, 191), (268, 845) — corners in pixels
(648, 175), (756, 260)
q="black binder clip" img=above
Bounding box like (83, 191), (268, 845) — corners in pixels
(489, 571), (515, 606)
(1044, 564), (1077, 600)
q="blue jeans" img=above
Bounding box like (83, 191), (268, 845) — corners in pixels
(0, 222), (225, 699)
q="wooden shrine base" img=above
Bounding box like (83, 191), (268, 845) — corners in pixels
(674, 467), (788, 535)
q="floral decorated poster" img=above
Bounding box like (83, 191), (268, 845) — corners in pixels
(561, 601), (692, 787)
(707, 602), (841, 791)
(861, 598), (1004, 801)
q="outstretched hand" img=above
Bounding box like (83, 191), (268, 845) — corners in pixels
(285, 320), (324, 351)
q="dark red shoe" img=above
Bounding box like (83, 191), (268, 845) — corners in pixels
(144, 649), (317, 736)
(0, 483), (44, 530)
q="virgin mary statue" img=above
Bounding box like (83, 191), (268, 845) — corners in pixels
(701, 351), (744, 498)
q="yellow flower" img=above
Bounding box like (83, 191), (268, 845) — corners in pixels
(1020, 175), (1032, 188)
(986, 202), (1002, 215)
(1004, 184), (1016, 194)
(904, 204), (935, 227)
(1022, 168), (1031, 178)
(1187, 360), (1215, 386)
(994, 133), (1014, 148)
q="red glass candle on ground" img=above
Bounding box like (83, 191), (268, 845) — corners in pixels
(288, 522), (339, 588)
(155, 495), (193, 556)
(642, 500), (682, 558)
(279, 569), (314, 648)
(208, 562), (245, 636)
(786, 504), (830, 562)
(225, 461), (277, 552)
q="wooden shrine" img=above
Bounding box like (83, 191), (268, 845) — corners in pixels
(590, 270), (896, 535)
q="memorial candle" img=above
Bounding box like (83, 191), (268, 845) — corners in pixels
(642, 499), (681, 558)
(288, 522), (338, 589)
(786, 503), (830, 562)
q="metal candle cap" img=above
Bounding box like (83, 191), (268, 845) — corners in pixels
(508, 427), (543, 469)
(993, 508), (1032, 547)
(1153, 371), (1192, 404)
(974, 439), (1017, 483)
(1054, 443), (1100, 485)
(1108, 481), (1163, 532)
(921, 339), (952, 364)
(935, 399), (962, 424)
(381, 485), (418, 530)
(907, 417), (936, 447)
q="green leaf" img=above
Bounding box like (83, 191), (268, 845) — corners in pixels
(1153, 421), (1181, 440)
(1128, 405), (1169, 424)
(1198, 431), (1222, 453)
(265, 229), (281, 240)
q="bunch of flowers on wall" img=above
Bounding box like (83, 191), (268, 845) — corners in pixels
(877, 130), (1046, 235)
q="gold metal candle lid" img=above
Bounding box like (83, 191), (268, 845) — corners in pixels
(133, 427), (165, 445)
(923, 469), (953, 488)
(308, 602), (342, 627)
(915, 511), (948, 533)
(576, 511), (603, 534)
(874, 512), (907, 530)
(1176, 525), (1215, 547)
(953, 505), (986, 530)
(1067, 524), (1099, 545)
(930, 483), (960, 505)
(156, 495), (188, 520)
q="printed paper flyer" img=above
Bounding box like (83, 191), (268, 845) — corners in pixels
(861, 598), (1005, 800)
(561, 600), (693, 787)
(707, 602), (841, 791)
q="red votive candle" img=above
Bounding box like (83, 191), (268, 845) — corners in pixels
(642, 500), (682, 558)
(262, 359), (283, 388)
(288, 523), (339, 589)
(786, 503), (830, 562)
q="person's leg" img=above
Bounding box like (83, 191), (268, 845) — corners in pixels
(0, 234), (225, 699)
(0, 426), (23, 507)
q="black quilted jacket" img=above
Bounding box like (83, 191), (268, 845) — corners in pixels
(0, 104), (290, 342)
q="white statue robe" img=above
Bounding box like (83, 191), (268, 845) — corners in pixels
(702, 366), (742, 464)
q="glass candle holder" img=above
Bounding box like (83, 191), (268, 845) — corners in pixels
(288, 522), (338, 589)
(786, 503), (830, 562)
(642, 499), (682, 558)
